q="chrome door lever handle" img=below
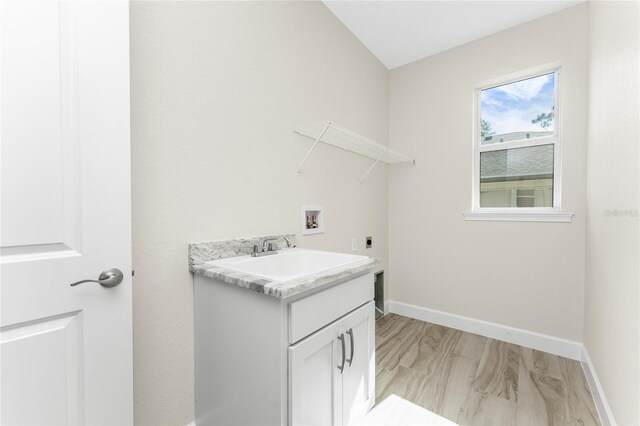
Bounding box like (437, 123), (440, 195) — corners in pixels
(70, 268), (124, 288)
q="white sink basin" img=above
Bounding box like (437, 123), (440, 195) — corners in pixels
(208, 248), (368, 282)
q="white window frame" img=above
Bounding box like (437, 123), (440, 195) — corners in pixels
(465, 67), (573, 223)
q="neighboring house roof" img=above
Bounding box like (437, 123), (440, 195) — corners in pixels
(481, 132), (554, 182)
(482, 131), (552, 144)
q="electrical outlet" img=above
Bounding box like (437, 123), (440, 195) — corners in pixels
(351, 238), (357, 252)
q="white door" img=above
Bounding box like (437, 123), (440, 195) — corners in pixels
(1, 1), (132, 425)
(289, 320), (343, 426)
(342, 302), (375, 425)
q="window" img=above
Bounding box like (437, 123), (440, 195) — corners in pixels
(467, 69), (571, 222)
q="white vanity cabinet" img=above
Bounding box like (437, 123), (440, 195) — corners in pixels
(289, 301), (375, 426)
(194, 270), (375, 426)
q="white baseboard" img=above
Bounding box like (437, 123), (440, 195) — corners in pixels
(387, 300), (583, 360)
(581, 347), (615, 426)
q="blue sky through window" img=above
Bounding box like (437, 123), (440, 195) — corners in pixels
(481, 72), (555, 136)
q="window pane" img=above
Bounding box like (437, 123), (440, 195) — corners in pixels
(516, 189), (536, 207)
(480, 144), (554, 208)
(480, 72), (555, 145)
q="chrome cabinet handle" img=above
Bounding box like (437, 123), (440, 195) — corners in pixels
(70, 268), (124, 288)
(337, 333), (346, 373)
(346, 328), (354, 367)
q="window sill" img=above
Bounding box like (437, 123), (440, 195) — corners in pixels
(463, 211), (574, 223)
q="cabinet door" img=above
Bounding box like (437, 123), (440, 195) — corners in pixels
(342, 301), (375, 425)
(289, 319), (344, 426)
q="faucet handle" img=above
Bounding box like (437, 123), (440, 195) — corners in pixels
(253, 244), (259, 253)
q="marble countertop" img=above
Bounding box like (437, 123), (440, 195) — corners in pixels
(189, 235), (378, 299)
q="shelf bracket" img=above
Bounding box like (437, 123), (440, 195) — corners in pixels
(295, 122), (331, 176)
(358, 151), (384, 185)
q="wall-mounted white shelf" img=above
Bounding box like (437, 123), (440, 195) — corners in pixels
(293, 121), (415, 183)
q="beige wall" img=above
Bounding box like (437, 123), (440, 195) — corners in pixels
(584, 1), (640, 424)
(388, 5), (589, 341)
(130, 2), (389, 424)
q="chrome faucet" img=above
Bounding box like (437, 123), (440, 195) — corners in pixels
(250, 236), (294, 257)
(262, 237), (280, 252)
(251, 237), (280, 257)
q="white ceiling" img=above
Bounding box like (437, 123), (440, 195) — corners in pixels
(323, 1), (584, 69)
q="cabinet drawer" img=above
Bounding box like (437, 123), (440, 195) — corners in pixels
(289, 272), (373, 344)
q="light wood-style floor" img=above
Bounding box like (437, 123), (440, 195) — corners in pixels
(375, 314), (600, 425)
